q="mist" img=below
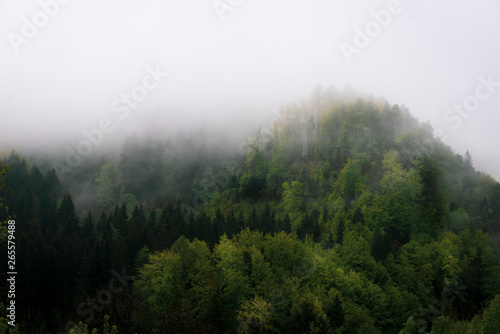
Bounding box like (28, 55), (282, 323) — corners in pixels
(1, 0), (499, 180)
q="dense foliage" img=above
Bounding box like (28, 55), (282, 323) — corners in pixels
(1, 87), (500, 333)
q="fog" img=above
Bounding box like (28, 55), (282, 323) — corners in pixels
(1, 0), (499, 180)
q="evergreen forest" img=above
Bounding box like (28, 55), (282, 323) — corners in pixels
(1, 88), (500, 334)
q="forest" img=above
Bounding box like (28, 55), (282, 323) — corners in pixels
(1, 87), (500, 333)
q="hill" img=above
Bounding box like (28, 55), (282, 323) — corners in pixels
(1, 88), (500, 333)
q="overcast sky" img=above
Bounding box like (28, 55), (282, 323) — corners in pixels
(1, 0), (499, 180)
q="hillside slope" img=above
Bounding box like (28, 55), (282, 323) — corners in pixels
(1, 89), (500, 333)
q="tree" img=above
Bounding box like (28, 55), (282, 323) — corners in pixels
(462, 150), (476, 198)
(247, 134), (267, 179)
(134, 245), (150, 273)
(335, 158), (366, 206)
(119, 137), (167, 206)
(418, 155), (448, 236)
(282, 181), (305, 233)
(371, 226), (387, 261)
(69, 315), (118, 334)
(215, 235), (252, 327)
(483, 294), (500, 334)
(96, 162), (120, 213)
(287, 296), (330, 334)
(266, 146), (287, 199)
(236, 296), (275, 334)
(376, 150), (422, 246)
(341, 230), (377, 279)
(136, 237), (222, 332)
(117, 191), (138, 217)
(464, 150), (473, 169)
(325, 292), (345, 330)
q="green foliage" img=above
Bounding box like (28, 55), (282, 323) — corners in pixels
(3, 88), (500, 333)
(448, 208), (470, 233)
(236, 295), (275, 333)
(287, 296), (331, 334)
(246, 134), (268, 181)
(69, 315), (118, 334)
(334, 158), (366, 205)
(266, 146), (288, 199)
(375, 150), (422, 245)
(136, 248), (183, 310)
(134, 245), (150, 272)
(281, 181), (305, 233)
(425, 294), (500, 333)
(238, 134), (268, 200)
(118, 190), (138, 216)
(417, 155), (448, 236)
(96, 162), (121, 213)
(483, 294), (500, 334)
(340, 230), (378, 279)
(136, 237), (222, 332)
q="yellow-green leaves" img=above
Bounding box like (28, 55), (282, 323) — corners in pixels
(282, 181), (305, 233)
(236, 296), (274, 334)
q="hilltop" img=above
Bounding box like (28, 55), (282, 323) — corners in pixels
(1, 87), (500, 333)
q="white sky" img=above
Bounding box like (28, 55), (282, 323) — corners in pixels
(0, 0), (499, 180)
